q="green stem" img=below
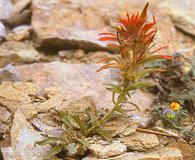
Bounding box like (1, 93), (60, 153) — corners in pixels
(86, 79), (130, 137)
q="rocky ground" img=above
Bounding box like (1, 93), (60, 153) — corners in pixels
(0, 0), (195, 160)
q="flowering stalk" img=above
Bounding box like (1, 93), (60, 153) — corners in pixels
(86, 2), (172, 135)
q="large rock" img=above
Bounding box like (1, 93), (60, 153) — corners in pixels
(159, 0), (195, 37)
(119, 132), (160, 151)
(0, 41), (41, 67)
(0, 0), (13, 20)
(88, 140), (127, 158)
(83, 147), (183, 160)
(0, 82), (40, 112)
(31, 0), (175, 52)
(1, 109), (50, 160)
(16, 62), (154, 111)
(168, 142), (195, 160)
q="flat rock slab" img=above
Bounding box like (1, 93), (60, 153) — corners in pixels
(0, 41), (40, 67)
(31, 0), (175, 52)
(1, 109), (50, 160)
(16, 62), (154, 111)
(83, 147), (183, 160)
(31, 0), (133, 51)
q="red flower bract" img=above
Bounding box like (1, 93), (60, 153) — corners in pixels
(97, 2), (172, 81)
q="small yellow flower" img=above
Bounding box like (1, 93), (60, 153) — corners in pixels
(169, 102), (180, 111)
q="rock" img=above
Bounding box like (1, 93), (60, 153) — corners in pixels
(0, 82), (31, 112)
(0, 82), (40, 112)
(19, 103), (40, 120)
(159, 0), (195, 37)
(31, 113), (63, 137)
(104, 118), (138, 137)
(168, 142), (195, 160)
(88, 140), (127, 158)
(16, 62), (154, 111)
(58, 50), (73, 59)
(0, 21), (6, 37)
(0, 105), (11, 134)
(6, 25), (33, 41)
(119, 132), (160, 151)
(0, 64), (21, 83)
(73, 49), (85, 59)
(32, 0), (170, 52)
(12, 0), (31, 13)
(0, 0), (13, 20)
(83, 147), (183, 160)
(44, 87), (63, 98)
(36, 94), (64, 113)
(58, 96), (96, 113)
(1, 109), (50, 160)
(0, 41), (40, 67)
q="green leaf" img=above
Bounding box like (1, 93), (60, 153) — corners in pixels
(105, 83), (122, 94)
(125, 82), (153, 92)
(95, 127), (112, 142)
(72, 114), (86, 133)
(44, 145), (64, 159)
(86, 108), (97, 126)
(135, 68), (165, 79)
(117, 94), (127, 103)
(35, 137), (65, 146)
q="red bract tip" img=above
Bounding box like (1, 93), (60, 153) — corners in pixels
(99, 37), (117, 41)
(159, 55), (173, 60)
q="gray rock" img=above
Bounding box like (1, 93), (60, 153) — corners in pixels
(6, 25), (33, 41)
(0, 64), (20, 83)
(0, 0), (13, 20)
(0, 21), (6, 37)
(1, 109), (50, 160)
(159, 0), (195, 37)
(0, 41), (41, 67)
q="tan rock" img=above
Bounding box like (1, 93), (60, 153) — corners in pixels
(11, 82), (40, 95)
(159, 0), (195, 37)
(31, 0), (172, 51)
(88, 140), (127, 158)
(0, 82), (32, 112)
(119, 132), (160, 151)
(0, 41), (40, 67)
(168, 142), (195, 160)
(44, 87), (63, 98)
(0, 105), (11, 134)
(83, 147), (183, 160)
(37, 94), (64, 113)
(6, 25), (33, 41)
(58, 96), (96, 113)
(73, 49), (85, 59)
